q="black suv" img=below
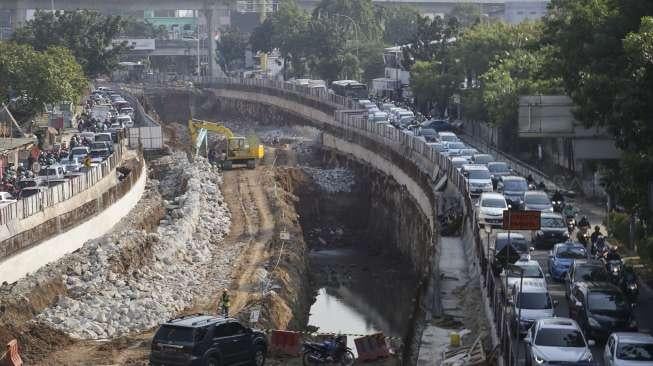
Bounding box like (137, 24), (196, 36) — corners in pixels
(149, 314), (267, 366)
(564, 260), (611, 300)
(568, 282), (637, 341)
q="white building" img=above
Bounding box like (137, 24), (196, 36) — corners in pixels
(504, 1), (550, 24)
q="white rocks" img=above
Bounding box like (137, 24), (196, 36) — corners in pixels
(29, 152), (235, 340)
(302, 167), (356, 193)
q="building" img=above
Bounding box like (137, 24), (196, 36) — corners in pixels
(504, 1), (550, 24)
(0, 138), (36, 170)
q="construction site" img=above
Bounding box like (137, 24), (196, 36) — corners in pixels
(0, 85), (490, 366)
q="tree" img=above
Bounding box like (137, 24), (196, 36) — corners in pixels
(448, 3), (482, 28)
(122, 17), (166, 38)
(381, 6), (421, 45)
(0, 42), (87, 118)
(313, 0), (382, 41)
(12, 10), (128, 77)
(216, 26), (248, 74)
(305, 16), (349, 81)
(402, 15), (460, 68)
(410, 59), (463, 117)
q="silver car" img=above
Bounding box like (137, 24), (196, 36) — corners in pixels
(604, 332), (653, 365)
(509, 280), (556, 336)
(524, 191), (554, 212)
(524, 318), (595, 365)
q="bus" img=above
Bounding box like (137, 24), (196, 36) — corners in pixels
(330, 80), (368, 100)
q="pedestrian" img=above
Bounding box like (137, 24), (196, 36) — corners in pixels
(219, 289), (230, 317)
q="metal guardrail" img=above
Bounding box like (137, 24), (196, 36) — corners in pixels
(0, 138), (125, 226)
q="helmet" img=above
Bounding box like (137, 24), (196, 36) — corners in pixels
(594, 225), (601, 231)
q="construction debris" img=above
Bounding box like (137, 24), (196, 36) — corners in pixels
(302, 167), (355, 193)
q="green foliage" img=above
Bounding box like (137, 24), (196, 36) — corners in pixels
(410, 59), (463, 117)
(216, 26), (249, 74)
(448, 3), (482, 28)
(381, 6), (421, 45)
(313, 0), (382, 41)
(358, 40), (385, 82)
(12, 10), (128, 77)
(122, 18), (166, 38)
(0, 42), (87, 117)
(402, 15), (460, 67)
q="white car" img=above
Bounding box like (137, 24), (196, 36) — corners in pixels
(502, 257), (546, 290)
(509, 280), (556, 336)
(524, 318), (594, 365)
(604, 332), (653, 365)
(462, 164), (493, 195)
(117, 114), (133, 128)
(70, 146), (90, 161)
(476, 192), (507, 227)
(437, 131), (459, 142)
(0, 191), (17, 207)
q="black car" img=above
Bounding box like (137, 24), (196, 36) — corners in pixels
(420, 119), (452, 132)
(491, 232), (530, 275)
(497, 176), (528, 209)
(533, 212), (570, 249)
(569, 282), (637, 341)
(564, 260), (611, 300)
(419, 128), (438, 142)
(150, 314), (267, 366)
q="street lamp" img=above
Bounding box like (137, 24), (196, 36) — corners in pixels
(333, 13), (359, 59)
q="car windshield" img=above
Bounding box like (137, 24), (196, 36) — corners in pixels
(489, 163), (509, 173)
(72, 148), (87, 154)
(556, 246), (587, 259)
(526, 194), (550, 205)
(440, 135), (458, 142)
(542, 217), (565, 228)
(155, 326), (194, 342)
(574, 266), (610, 282)
(38, 168), (58, 176)
(511, 264), (543, 278)
(517, 292), (552, 310)
(497, 237), (529, 252)
(452, 160), (466, 168)
(447, 142), (465, 149)
(504, 180), (527, 191)
(469, 170), (491, 180)
(588, 291), (628, 313)
(474, 155), (492, 163)
(535, 329), (586, 347)
(617, 343), (653, 361)
(91, 150), (107, 158)
(482, 198), (506, 208)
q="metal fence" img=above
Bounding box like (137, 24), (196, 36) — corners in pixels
(0, 140), (124, 226)
(193, 77), (519, 364)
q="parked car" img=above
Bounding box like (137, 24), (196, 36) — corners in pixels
(533, 212), (570, 249)
(492, 233), (530, 275)
(569, 282), (637, 340)
(487, 162), (512, 186)
(523, 191), (554, 212)
(524, 318), (595, 365)
(149, 315), (267, 366)
(548, 242), (589, 281)
(497, 176), (528, 209)
(564, 259), (611, 300)
(471, 153), (494, 166)
(476, 192), (507, 228)
(604, 332), (653, 365)
(502, 257), (547, 291)
(462, 164), (493, 196)
(509, 279), (556, 336)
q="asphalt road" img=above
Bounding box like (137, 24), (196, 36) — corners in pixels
(481, 227), (653, 366)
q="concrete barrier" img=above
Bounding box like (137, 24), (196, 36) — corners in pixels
(0, 160), (147, 283)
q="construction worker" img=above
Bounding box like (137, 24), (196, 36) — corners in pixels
(220, 289), (230, 317)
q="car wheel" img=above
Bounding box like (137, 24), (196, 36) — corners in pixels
(207, 356), (220, 366)
(252, 346), (266, 366)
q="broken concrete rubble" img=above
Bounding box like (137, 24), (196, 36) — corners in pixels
(302, 167), (355, 193)
(11, 152), (236, 340)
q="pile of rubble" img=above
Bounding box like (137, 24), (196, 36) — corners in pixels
(29, 153), (234, 339)
(302, 167), (355, 193)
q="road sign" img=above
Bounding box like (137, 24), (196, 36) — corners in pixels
(249, 307), (261, 324)
(502, 210), (541, 230)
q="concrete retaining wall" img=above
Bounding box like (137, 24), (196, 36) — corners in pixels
(0, 160), (147, 283)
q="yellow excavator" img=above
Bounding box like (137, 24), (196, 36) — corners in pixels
(188, 119), (264, 169)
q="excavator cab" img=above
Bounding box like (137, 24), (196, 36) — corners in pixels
(189, 119), (264, 170)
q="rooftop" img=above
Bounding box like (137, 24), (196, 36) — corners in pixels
(0, 138), (36, 152)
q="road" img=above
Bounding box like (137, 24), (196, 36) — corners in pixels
(480, 227), (653, 366)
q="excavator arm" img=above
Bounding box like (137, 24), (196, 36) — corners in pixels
(188, 119), (235, 144)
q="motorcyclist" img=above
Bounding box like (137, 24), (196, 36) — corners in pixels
(552, 190), (564, 203)
(576, 230), (589, 247)
(593, 235), (606, 256)
(578, 215), (590, 230)
(605, 246), (621, 262)
(526, 174), (535, 186)
(590, 226), (603, 244)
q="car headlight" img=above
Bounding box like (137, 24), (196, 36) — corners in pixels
(588, 317), (600, 328)
(612, 266), (619, 274)
(534, 354), (546, 364)
(536, 230), (544, 236)
(628, 283), (638, 290)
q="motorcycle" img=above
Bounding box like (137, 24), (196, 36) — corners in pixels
(576, 231), (590, 247)
(606, 260), (624, 283)
(552, 200), (564, 213)
(621, 268), (639, 303)
(302, 336), (355, 366)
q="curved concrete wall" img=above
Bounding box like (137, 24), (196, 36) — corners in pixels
(0, 161), (147, 283)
